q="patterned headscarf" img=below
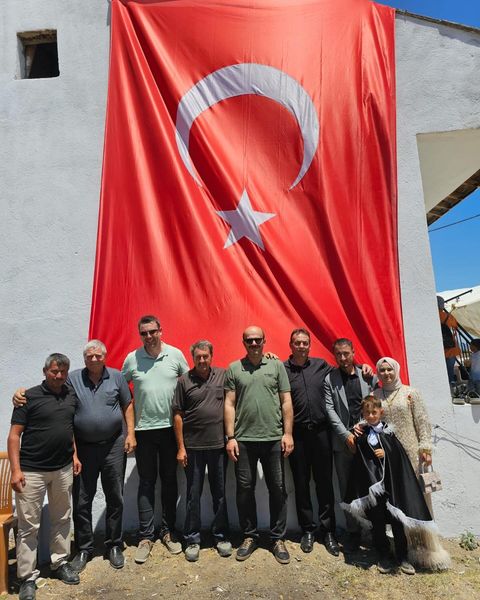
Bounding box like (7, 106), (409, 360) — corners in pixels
(376, 356), (402, 391)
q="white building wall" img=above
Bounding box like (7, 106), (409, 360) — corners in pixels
(0, 3), (478, 537)
(395, 14), (480, 536)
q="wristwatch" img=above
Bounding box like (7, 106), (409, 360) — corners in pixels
(226, 435), (235, 441)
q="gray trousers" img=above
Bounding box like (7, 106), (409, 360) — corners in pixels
(16, 463), (73, 580)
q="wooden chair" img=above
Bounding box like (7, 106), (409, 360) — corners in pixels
(0, 451), (16, 595)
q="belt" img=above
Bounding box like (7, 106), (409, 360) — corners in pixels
(294, 422), (328, 431)
(76, 431), (121, 446)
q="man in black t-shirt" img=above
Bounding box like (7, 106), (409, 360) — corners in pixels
(7, 353), (81, 600)
(172, 340), (231, 562)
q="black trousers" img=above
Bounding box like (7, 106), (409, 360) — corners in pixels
(289, 425), (335, 536)
(135, 427), (178, 540)
(235, 440), (287, 542)
(73, 435), (126, 554)
(367, 497), (408, 561)
(183, 448), (229, 545)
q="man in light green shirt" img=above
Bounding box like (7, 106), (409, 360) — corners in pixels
(224, 326), (294, 565)
(122, 315), (188, 563)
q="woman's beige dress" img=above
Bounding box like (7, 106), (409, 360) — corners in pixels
(373, 385), (450, 570)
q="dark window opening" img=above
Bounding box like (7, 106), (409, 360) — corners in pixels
(17, 30), (59, 79)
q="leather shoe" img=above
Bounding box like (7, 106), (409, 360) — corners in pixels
(324, 532), (340, 556)
(108, 546), (125, 569)
(236, 537), (257, 561)
(18, 580), (36, 600)
(52, 562), (80, 585)
(272, 540), (290, 564)
(69, 551), (91, 573)
(300, 532), (315, 553)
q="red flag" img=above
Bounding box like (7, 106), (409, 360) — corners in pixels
(90, 0), (406, 374)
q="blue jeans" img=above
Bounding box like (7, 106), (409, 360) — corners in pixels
(235, 440), (287, 541)
(183, 448), (229, 545)
(135, 428), (178, 540)
(446, 356), (456, 383)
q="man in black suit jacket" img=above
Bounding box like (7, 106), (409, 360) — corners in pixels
(324, 338), (373, 551)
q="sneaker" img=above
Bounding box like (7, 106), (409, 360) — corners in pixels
(452, 396), (465, 405)
(216, 540), (233, 557)
(51, 563), (80, 585)
(467, 391), (480, 405)
(185, 543), (200, 562)
(135, 539), (153, 563)
(377, 558), (394, 574)
(236, 537), (257, 561)
(272, 540), (290, 565)
(400, 560), (416, 575)
(162, 532), (182, 555)
(18, 580), (36, 600)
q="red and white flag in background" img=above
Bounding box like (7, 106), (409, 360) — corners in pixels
(89, 0), (407, 374)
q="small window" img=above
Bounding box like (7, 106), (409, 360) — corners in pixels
(17, 30), (59, 79)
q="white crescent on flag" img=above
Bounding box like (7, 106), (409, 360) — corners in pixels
(175, 63), (320, 190)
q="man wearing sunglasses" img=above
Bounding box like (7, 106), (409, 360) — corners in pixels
(122, 315), (189, 563)
(224, 326), (294, 564)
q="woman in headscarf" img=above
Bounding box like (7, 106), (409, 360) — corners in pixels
(373, 357), (431, 473)
(373, 357), (450, 571)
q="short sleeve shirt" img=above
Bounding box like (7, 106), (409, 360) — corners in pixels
(122, 343), (189, 430)
(172, 366), (225, 450)
(224, 357), (290, 441)
(68, 367), (132, 443)
(11, 382), (77, 471)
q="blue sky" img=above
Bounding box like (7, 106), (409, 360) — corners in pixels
(380, 0), (480, 292)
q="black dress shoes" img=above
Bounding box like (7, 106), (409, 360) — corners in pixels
(108, 546), (125, 569)
(52, 563), (80, 585)
(18, 580), (36, 600)
(324, 532), (340, 556)
(69, 551), (91, 574)
(300, 532), (315, 553)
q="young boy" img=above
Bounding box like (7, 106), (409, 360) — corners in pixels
(341, 396), (440, 575)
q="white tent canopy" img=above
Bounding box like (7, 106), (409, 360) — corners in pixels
(438, 285), (480, 338)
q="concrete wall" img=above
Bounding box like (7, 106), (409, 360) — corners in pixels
(394, 13), (480, 536)
(1, 3), (479, 537)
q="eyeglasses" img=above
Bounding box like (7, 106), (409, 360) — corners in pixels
(140, 329), (159, 337)
(292, 341), (310, 347)
(243, 337), (264, 345)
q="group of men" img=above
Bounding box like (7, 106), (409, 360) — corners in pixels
(8, 314), (374, 600)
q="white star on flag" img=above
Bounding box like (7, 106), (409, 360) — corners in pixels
(216, 189), (276, 250)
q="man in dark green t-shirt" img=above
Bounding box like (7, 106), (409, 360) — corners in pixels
(224, 326), (294, 565)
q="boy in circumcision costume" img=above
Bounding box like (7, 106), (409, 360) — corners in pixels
(341, 395), (450, 574)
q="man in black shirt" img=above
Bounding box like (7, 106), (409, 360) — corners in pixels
(8, 353), (81, 600)
(284, 329), (339, 556)
(324, 338), (373, 551)
(172, 340), (231, 562)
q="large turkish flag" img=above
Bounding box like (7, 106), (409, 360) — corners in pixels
(90, 0), (406, 373)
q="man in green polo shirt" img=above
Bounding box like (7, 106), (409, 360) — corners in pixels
(122, 314), (189, 563)
(224, 326), (294, 564)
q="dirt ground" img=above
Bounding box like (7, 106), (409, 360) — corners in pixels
(5, 533), (480, 600)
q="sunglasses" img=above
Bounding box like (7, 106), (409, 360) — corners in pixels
(140, 329), (159, 337)
(243, 337), (264, 345)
